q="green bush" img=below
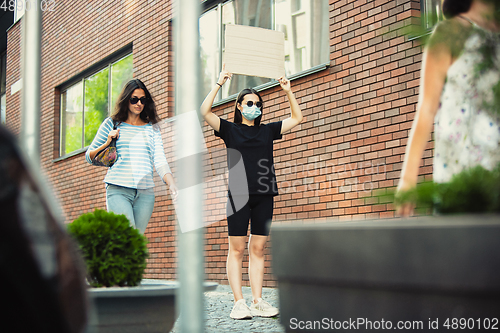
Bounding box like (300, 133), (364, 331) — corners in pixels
(391, 164), (500, 214)
(67, 209), (148, 287)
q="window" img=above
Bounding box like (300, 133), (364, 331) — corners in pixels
(200, 0), (329, 101)
(421, 0), (443, 30)
(1, 52), (6, 125)
(59, 53), (133, 156)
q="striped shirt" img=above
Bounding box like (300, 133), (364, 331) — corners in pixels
(85, 117), (171, 189)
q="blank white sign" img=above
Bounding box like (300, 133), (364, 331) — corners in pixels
(224, 24), (286, 79)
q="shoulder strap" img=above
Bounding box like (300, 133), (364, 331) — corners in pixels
(458, 15), (475, 27)
(112, 120), (122, 130)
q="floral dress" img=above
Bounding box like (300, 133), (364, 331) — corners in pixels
(434, 21), (500, 183)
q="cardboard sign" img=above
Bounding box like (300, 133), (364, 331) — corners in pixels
(224, 24), (285, 79)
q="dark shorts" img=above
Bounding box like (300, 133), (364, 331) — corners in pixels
(227, 194), (274, 236)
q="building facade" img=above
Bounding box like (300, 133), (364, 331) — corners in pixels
(4, 0), (428, 286)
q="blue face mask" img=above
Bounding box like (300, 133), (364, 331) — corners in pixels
(241, 105), (262, 121)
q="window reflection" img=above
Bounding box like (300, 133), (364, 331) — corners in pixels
(0, 53), (6, 96)
(1, 53), (6, 125)
(421, 0), (443, 29)
(276, 0), (329, 76)
(199, 0), (329, 101)
(84, 68), (109, 147)
(61, 82), (83, 155)
(1, 94), (6, 125)
(200, 8), (221, 101)
(111, 54), (134, 109)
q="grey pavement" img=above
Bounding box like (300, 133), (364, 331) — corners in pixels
(170, 284), (286, 333)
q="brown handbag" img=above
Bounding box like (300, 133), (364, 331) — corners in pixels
(92, 121), (119, 167)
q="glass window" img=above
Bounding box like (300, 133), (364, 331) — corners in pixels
(1, 53), (6, 125)
(421, 0), (443, 30)
(200, 8), (222, 100)
(84, 68), (109, 147)
(0, 52), (6, 96)
(276, 0), (329, 75)
(111, 54), (133, 108)
(60, 54), (133, 156)
(60, 82), (83, 155)
(1, 95), (5, 125)
(200, 0), (329, 101)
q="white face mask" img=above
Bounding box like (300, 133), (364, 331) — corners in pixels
(241, 105), (262, 121)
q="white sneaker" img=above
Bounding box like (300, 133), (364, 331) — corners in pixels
(249, 298), (279, 317)
(230, 299), (253, 320)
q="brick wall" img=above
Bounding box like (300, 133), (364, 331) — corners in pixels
(5, 0), (431, 287)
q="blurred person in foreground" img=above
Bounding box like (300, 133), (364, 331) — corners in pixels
(396, 0), (500, 216)
(0, 126), (88, 332)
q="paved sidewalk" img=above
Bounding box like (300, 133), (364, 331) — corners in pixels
(170, 284), (286, 333)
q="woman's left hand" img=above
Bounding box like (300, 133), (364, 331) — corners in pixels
(278, 76), (291, 92)
(163, 173), (178, 202)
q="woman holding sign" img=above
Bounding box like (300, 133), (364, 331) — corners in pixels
(200, 66), (303, 320)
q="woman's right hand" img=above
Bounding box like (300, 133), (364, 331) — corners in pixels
(107, 129), (120, 145)
(201, 65), (230, 132)
(395, 179), (416, 217)
(217, 63), (232, 86)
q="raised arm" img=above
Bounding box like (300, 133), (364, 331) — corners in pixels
(396, 41), (452, 216)
(279, 77), (303, 134)
(200, 64), (232, 132)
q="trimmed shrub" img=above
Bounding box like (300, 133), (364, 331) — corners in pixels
(67, 209), (148, 287)
(391, 163), (500, 214)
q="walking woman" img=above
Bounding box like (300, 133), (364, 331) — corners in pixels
(397, 0), (500, 215)
(201, 67), (303, 319)
(86, 79), (178, 233)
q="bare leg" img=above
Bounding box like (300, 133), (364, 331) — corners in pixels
(248, 234), (268, 303)
(227, 236), (247, 302)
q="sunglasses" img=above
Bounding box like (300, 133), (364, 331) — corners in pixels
(130, 97), (148, 105)
(245, 101), (262, 108)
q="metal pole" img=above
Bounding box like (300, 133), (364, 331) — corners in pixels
(174, 0), (204, 332)
(20, 1), (42, 167)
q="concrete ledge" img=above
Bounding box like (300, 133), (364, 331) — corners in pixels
(271, 215), (500, 332)
(88, 280), (218, 298)
(87, 279), (218, 333)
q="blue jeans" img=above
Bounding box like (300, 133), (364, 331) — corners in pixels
(105, 184), (155, 234)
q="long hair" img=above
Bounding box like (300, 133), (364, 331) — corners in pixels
(111, 79), (160, 124)
(442, 0), (473, 18)
(234, 88), (263, 126)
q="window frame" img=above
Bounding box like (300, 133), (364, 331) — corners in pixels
(200, 0), (330, 106)
(55, 44), (133, 161)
